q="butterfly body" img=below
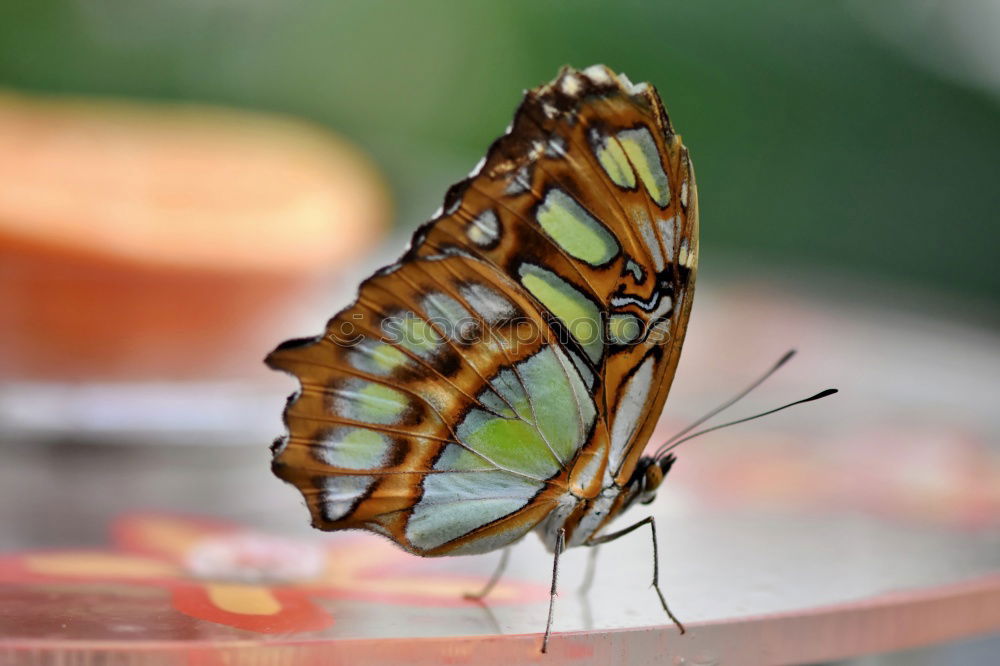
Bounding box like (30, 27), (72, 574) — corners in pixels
(554, 452), (681, 551)
(268, 66), (697, 567)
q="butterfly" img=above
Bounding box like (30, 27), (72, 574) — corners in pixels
(267, 64), (697, 651)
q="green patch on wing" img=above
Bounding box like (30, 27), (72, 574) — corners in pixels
(519, 264), (603, 364)
(407, 444), (544, 550)
(454, 345), (596, 479)
(319, 427), (390, 469)
(333, 379), (410, 425)
(617, 127), (670, 207)
(596, 134), (637, 189)
(393, 312), (443, 358)
(536, 189), (619, 265)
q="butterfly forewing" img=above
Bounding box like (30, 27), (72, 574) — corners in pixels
(268, 65), (697, 555)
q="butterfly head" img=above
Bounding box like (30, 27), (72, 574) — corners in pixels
(629, 453), (677, 507)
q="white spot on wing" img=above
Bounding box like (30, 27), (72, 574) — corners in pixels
(650, 294), (673, 321)
(546, 135), (567, 158)
(505, 164), (533, 195)
(657, 216), (677, 263)
(679, 239), (693, 267)
(376, 261), (402, 277)
(320, 475), (373, 522)
(634, 210), (665, 272)
(560, 73), (582, 96)
(422, 291), (474, 341)
(582, 64), (612, 84)
(615, 71), (648, 95)
(460, 283), (516, 325)
(609, 356), (655, 475)
(625, 259), (644, 282)
(466, 209), (500, 247)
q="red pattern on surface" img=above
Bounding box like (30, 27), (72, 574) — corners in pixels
(0, 513), (547, 635)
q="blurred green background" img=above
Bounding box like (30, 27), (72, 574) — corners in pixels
(2, 0), (997, 304)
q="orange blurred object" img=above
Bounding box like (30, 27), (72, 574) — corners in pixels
(0, 92), (390, 379)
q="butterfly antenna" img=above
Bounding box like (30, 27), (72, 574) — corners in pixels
(655, 388), (838, 458)
(653, 349), (797, 459)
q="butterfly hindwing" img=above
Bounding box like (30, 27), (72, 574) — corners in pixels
(268, 65), (697, 554)
(268, 251), (601, 555)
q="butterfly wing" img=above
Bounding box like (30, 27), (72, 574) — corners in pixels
(268, 65), (697, 555)
(509, 66), (699, 495)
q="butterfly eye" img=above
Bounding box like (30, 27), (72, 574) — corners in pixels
(641, 463), (665, 504)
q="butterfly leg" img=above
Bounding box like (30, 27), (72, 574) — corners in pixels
(540, 528), (566, 654)
(578, 544), (600, 593)
(464, 547), (511, 600)
(586, 516), (686, 634)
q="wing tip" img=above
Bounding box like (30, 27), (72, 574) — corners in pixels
(526, 64), (674, 141)
(545, 63), (651, 99)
